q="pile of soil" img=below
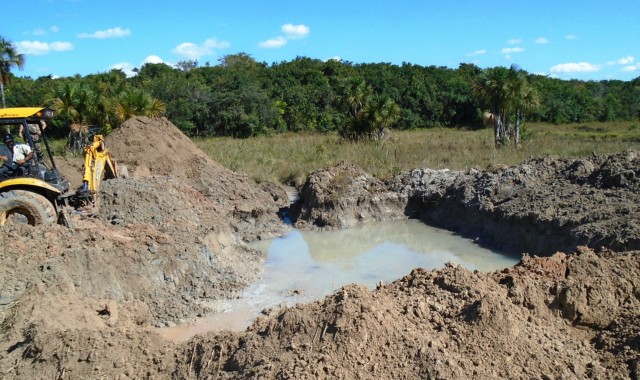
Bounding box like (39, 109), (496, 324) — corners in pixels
(176, 248), (639, 379)
(0, 117), (638, 379)
(104, 116), (290, 242)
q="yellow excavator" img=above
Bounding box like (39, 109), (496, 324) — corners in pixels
(0, 107), (124, 226)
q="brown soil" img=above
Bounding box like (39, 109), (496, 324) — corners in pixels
(1, 117), (638, 379)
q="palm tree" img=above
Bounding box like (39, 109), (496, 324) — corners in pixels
(89, 69), (127, 98)
(340, 77), (373, 140)
(48, 82), (97, 153)
(0, 37), (25, 108)
(510, 72), (540, 147)
(49, 82), (93, 124)
(474, 65), (538, 147)
(112, 88), (165, 123)
(366, 94), (401, 140)
(344, 77), (372, 120)
(474, 66), (511, 146)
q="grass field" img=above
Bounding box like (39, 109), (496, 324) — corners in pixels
(194, 121), (640, 186)
(45, 121), (639, 187)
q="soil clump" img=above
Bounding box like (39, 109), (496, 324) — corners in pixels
(0, 117), (638, 379)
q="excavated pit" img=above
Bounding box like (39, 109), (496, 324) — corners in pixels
(290, 155), (640, 256)
(0, 117), (638, 379)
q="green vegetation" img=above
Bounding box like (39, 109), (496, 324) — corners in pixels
(1, 42), (638, 142)
(46, 138), (72, 157)
(195, 121), (640, 186)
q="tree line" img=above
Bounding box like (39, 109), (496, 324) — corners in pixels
(3, 49), (640, 143)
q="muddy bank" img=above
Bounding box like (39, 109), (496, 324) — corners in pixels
(291, 152), (640, 255)
(1, 117), (639, 379)
(174, 248), (640, 379)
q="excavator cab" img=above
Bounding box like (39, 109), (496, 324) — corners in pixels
(0, 108), (71, 225)
(0, 107), (69, 193)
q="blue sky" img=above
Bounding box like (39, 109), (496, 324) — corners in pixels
(3, 0), (639, 81)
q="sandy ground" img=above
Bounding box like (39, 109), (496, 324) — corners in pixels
(0, 117), (638, 379)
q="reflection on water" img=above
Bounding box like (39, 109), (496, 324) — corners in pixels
(160, 219), (520, 340)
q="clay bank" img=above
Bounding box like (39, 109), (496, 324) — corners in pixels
(0, 117), (638, 379)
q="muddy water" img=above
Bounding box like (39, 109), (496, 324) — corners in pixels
(160, 219), (520, 340)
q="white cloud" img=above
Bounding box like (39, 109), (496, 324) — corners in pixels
(16, 40), (73, 55)
(25, 25), (58, 37)
(173, 42), (204, 59)
(49, 42), (72, 51)
(550, 62), (600, 74)
(109, 62), (136, 77)
(502, 47), (524, 54)
(143, 55), (165, 64)
(617, 56), (634, 65)
(282, 24), (309, 39)
(534, 37), (549, 44)
(172, 38), (230, 60)
(466, 49), (486, 57)
(259, 37), (287, 48)
(109, 56), (170, 77)
(622, 64), (639, 72)
(507, 38), (522, 45)
(78, 27), (131, 39)
(606, 56), (635, 66)
(260, 23), (309, 49)
(566, 34), (577, 40)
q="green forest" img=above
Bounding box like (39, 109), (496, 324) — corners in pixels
(3, 52), (640, 142)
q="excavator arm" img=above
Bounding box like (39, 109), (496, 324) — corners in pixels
(76, 134), (121, 206)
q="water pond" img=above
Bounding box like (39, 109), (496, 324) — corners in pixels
(160, 219), (520, 340)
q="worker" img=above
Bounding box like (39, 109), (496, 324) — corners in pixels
(0, 133), (33, 178)
(19, 120), (47, 160)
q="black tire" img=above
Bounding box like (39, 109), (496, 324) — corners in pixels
(0, 190), (57, 226)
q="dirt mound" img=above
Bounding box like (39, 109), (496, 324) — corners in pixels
(106, 116), (224, 179)
(103, 116), (289, 241)
(172, 247), (639, 379)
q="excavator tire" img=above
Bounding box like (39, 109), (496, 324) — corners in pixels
(0, 190), (57, 226)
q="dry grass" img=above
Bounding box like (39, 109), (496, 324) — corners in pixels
(194, 121), (640, 186)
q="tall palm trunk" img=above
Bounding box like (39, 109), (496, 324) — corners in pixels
(494, 112), (503, 147)
(514, 111), (521, 147)
(1, 82), (5, 108)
